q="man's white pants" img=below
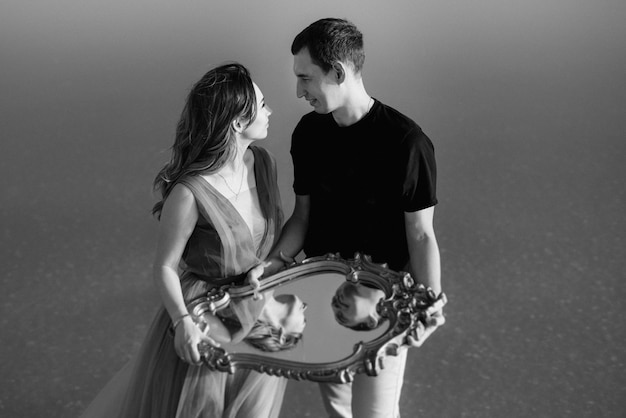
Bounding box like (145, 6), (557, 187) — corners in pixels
(318, 348), (408, 418)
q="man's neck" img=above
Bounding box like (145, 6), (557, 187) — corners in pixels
(331, 83), (372, 127)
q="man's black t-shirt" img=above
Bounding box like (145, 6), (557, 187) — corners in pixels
(291, 99), (437, 271)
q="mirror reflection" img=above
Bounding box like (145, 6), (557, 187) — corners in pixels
(203, 272), (388, 364)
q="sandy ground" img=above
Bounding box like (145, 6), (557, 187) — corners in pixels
(1, 1), (625, 417)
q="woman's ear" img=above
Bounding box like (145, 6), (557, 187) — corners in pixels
(232, 118), (245, 133)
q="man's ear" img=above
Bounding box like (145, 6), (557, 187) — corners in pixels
(367, 316), (378, 330)
(232, 118), (244, 133)
(332, 61), (346, 84)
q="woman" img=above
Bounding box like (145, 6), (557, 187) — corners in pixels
(81, 63), (294, 418)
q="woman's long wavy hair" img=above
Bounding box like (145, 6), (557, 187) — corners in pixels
(152, 63), (257, 217)
(244, 319), (303, 353)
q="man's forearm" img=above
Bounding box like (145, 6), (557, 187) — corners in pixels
(407, 233), (441, 295)
(268, 195), (310, 264)
(269, 214), (308, 261)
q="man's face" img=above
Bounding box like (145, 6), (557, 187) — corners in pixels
(293, 48), (341, 114)
(331, 282), (382, 329)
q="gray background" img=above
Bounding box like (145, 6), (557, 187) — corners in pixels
(1, 0), (625, 417)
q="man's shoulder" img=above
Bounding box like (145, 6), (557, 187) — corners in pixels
(376, 100), (418, 124)
(374, 100), (425, 140)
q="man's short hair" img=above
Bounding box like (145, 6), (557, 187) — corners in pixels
(291, 18), (365, 74)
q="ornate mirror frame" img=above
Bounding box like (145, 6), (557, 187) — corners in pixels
(187, 253), (447, 384)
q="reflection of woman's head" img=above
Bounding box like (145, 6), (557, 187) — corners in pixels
(331, 282), (385, 331)
(245, 320), (302, 352)
(245, 293), (307, 352)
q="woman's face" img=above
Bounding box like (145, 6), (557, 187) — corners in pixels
(240, 82), (273, 140)
(274, 294), (307, 335)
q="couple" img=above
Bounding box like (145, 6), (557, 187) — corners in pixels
(81, 17), (444, 418)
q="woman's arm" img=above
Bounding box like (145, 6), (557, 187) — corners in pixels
(152, 184), (215, 364)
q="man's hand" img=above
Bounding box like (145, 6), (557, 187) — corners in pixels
(405, 310), (445, 347)
(405, 294), (447, 347)
(246, 261), (269, 300)
(246, 252), (295, 299)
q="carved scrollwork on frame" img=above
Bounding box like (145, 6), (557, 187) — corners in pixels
(189, 253), (447, 384)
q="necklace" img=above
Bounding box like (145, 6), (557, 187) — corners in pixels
(216, 168), (245, 200)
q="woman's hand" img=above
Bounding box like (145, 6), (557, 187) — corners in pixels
(173, 316), (220, 365)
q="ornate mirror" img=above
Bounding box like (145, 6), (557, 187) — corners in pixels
(186, 253), (447, 383)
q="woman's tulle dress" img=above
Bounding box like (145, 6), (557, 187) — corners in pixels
(80, 146), (286, 418)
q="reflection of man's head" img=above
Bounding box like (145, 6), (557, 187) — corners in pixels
(331, 281), (385, 331)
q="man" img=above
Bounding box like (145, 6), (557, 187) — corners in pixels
(258, 18), (445, 418)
